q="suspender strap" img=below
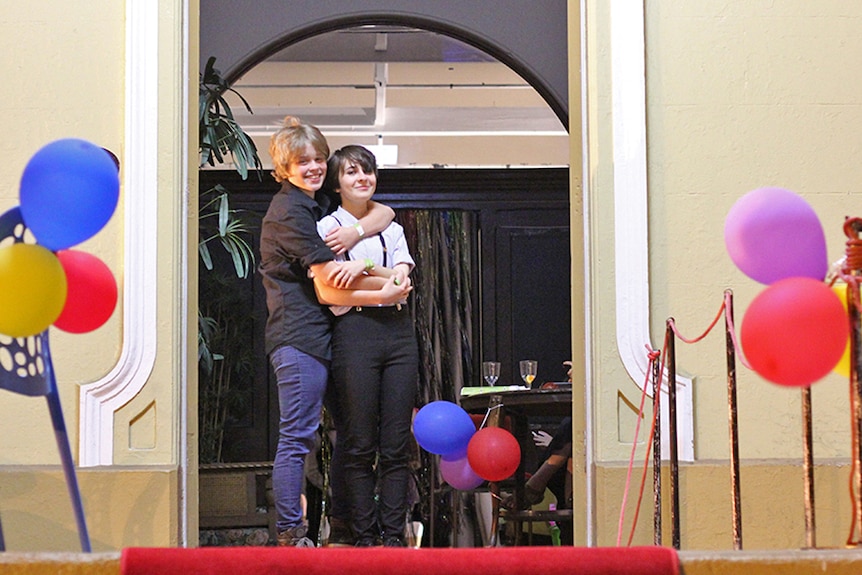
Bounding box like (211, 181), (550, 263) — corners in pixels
(330, 215), (388, 268)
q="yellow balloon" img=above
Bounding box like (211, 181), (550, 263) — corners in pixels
(833, 283), (852, 378)
(0, 243), (67, 337)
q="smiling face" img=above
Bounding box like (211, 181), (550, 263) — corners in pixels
(327, 146), (379, 215)
(336, 160), (377, 206)
(286, 143), (328, 195)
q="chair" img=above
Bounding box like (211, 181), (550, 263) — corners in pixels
(0, 207), (91, 552)
(471, 393), (574, 546)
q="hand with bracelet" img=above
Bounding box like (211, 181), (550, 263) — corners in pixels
(364, 260), (412, 290)
(324, 219), (374, 255)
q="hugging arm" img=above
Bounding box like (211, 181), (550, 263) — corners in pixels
(324, 201), (395, 255)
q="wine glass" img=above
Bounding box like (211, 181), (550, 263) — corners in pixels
(519, 360), (537, 387)
(482, 361), (501, 386)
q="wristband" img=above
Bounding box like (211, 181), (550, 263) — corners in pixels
(353, 222), (365, 238)
(364, 258), (375, 272)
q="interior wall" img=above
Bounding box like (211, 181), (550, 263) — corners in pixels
(0, 0), (125, 466)
(642, 1), (862, 464)
(585, 0), (862, 549)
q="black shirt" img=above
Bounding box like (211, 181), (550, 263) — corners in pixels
(259, 182), (336, 359)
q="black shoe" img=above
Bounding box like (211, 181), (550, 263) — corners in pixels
(355, 537), (378, 547)
(502, 485), (545, 511)
(325, 517), (355, 547)
(382, 536), (405, 547)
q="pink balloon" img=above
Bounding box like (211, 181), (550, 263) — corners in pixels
(725, 187), (827, 284)
(741, 277), (847, 387)
(440, 455), (484, 491)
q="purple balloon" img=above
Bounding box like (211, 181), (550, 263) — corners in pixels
(440, 456), (484, 491)
(724, 187), (827, 284)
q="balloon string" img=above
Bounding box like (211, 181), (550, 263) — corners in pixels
(722, 291), (753, 372)
(621, 293), (750, 545)
(617, 343), (664, 546)
(480, 403), (503, 429)
(626, 343), (665, 547)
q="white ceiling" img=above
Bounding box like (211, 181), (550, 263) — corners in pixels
(223, 27), (569, 168)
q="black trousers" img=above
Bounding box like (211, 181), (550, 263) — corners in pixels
(330, 306), (418, 540)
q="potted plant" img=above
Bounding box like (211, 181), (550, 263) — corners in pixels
(198, 56), (262, 463)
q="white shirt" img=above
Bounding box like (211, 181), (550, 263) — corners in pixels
(317, 206), (415, 315)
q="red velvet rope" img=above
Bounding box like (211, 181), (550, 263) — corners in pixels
(620, 216), (862, 547)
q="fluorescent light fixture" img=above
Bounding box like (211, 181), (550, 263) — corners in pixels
(366, 144), (399, 166)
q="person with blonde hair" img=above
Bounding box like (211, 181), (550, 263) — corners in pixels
(260, 117), (410, 547)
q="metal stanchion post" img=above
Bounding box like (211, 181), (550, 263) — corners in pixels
(801, 385), (816, 548)
(652, 352), (662, 546)
(665, 320), (680, 550)
(724, 290), (743, 550)
(849, 279), (862, 546)
(843, 217), (862, 546)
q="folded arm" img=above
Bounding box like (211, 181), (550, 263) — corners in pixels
(310, 261), (411, 306)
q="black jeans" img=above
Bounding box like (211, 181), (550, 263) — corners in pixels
(330, 306), (418, 540)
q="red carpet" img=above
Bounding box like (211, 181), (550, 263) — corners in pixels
(121, 546), (679, 575)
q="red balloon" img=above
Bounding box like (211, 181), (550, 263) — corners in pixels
(741, 277), (847, 387)
(54, 250), (118, 333)
(466, 427), (521, 482)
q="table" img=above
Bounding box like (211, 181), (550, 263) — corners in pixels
(460, 387), (572, 418)
(460, 387), (573, 545)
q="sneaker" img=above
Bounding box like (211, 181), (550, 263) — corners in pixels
(277, 524), (315, 548)
(325, 516), (355, 547)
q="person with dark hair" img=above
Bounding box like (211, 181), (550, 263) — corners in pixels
(314, 145), (419, 547)
(260, 118), (410, 547)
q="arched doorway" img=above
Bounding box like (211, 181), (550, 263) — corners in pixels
(200, 3), (570, 127)
(198, 6), (580, 547)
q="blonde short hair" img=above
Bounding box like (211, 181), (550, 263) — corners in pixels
(269, 116), (330, 183)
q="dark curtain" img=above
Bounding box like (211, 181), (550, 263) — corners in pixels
(397, 209), (476, 546)
(399, 210), (475, 403)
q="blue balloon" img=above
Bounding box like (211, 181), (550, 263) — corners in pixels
(19, 139), (120, 251)
(413, 401), (476, 456)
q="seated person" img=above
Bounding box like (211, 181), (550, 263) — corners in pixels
(503, 361), (574, 544)
(504, 417), (572, 511)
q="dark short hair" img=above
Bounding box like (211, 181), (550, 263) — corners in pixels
(324, 145), (378, 192)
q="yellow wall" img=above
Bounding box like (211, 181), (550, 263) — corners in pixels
(0, 1), (125, 465)
(0, 0), (192, 549)
(584, 1), (862, 548)
(3, 0), (861, 555)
